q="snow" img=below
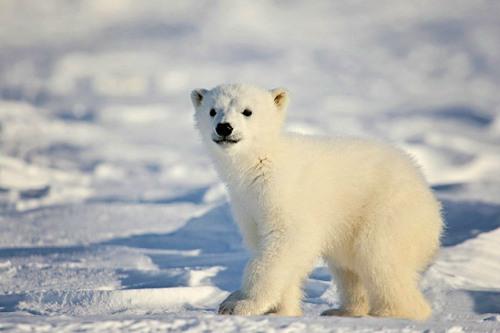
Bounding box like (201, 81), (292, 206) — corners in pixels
(0, 0), (499, 331)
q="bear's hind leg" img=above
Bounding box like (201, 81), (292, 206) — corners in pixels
(321, 265), (370, 317)
(356, 236), (432, 320)
(363, 268), (431, 320)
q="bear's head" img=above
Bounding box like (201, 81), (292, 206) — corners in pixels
(191, 84), (288, 155)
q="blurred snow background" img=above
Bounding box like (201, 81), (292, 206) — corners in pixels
(0, 1), (499, 332)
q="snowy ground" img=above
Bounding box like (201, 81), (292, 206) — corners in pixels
(1, 1), (500, 332)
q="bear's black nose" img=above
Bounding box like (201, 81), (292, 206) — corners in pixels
(216, 123), (233, 137)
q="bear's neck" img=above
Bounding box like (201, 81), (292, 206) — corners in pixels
(210, 137), (283, 189)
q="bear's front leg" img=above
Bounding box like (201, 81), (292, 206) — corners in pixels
(220, 229), (319, 316)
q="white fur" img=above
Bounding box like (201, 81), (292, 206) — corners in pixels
(191, 84), (443, 320)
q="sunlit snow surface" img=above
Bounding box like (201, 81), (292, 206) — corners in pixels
(0, 1), (500, 332)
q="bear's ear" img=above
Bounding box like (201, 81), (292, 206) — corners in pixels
(190, 89), (208, 108)
(270, 88), (289, 111)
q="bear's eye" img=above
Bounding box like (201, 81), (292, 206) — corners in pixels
(242, 109), (253, 117)
(209, 109), (216, 117)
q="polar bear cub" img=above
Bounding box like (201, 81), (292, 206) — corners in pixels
(191, 84), (442, 320)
